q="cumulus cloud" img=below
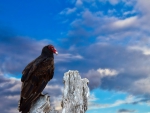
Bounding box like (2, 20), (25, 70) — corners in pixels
(84, 68), (119, 89)
(97, 68), (119, 77)
(59, 0), (150, 50)
(111, 16), (138, 29)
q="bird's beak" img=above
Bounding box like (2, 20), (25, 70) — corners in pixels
(55, 51), (58, 55)
(53, 48), (58, 55)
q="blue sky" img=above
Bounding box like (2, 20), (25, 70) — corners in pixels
(0, 0), (150, 113)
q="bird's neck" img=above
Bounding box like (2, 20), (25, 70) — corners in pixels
(41, 49), (54, 58)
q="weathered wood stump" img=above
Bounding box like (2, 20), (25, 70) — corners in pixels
(61, 70), (89, 113)
(29, 95), (58, 113)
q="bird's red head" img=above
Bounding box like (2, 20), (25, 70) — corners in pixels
(48, 45), (58, 55)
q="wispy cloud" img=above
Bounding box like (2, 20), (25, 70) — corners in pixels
(55, 53), (83, 62)
(89, 95), (143, 110)
(117, 108), (136, 113)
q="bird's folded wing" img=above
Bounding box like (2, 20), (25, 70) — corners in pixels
(21, 56), (46, 82)
(32, 57), (54, 81)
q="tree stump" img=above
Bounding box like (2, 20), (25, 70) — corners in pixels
(61, 70), (89, 113)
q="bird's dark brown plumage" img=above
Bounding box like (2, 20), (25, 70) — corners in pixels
(18, 45), (56, 113)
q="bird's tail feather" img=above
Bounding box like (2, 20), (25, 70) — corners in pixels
(19, 93), (40, 113)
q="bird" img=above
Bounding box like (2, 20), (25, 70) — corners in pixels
(18, 45), (58, 113)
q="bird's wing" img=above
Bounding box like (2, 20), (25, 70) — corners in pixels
(21, 56), (46, 82)
(19, 57), (54, 112)
(21, 57), (54, 97)
(37, 57), (54, 81)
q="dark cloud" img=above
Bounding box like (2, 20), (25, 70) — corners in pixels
(117, 109), (136, 113)
(0, 33), (50, 74)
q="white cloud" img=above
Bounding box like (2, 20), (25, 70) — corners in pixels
(84, 68), (120, 89)
(112, 16), (138, 29)
(128, 46), (150, 55)
(97, 68), (119, 77)
(60, 8), (76, 15)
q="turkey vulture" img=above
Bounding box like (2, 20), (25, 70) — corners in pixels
(18, 45), (58, 113)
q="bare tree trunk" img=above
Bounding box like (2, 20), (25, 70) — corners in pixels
(29, 70), (89, 113)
